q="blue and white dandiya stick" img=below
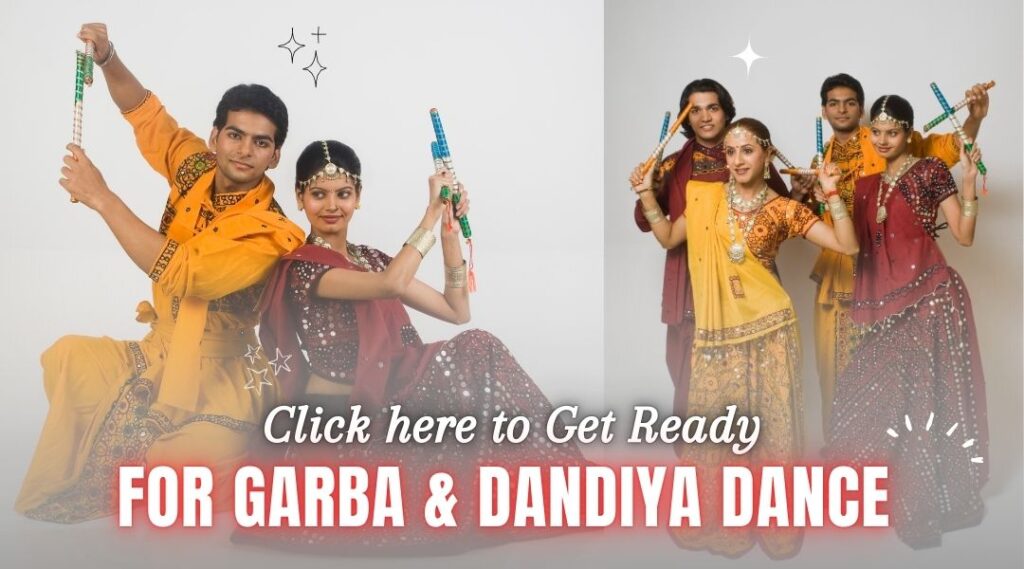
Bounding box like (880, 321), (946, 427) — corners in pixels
(930, 82), (987, 176)
(431, 141), (450, 203)
(923, 80), (995, 132)
(430, 108), (475, 291)
(653, 111), (672, 172)
(815, 116), (824, 165)
(659, 111), (671, 142)
(430, 108), (471, 238)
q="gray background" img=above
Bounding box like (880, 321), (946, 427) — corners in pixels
(605, 0), (1023, 567)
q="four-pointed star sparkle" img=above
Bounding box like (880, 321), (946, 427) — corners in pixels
(731, 37), (764, 78)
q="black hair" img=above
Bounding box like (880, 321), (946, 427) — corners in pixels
(678, 78), (736, 139)
(869, 95), (914, 132)
(819, 73), (865, 107)
(295, 140), (362, 193)
(213, 84), (289, 147)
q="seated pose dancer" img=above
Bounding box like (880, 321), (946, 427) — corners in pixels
(238, 140), (586, 554)
(828, 95), (987, 549)
(17, 24), (303, 522)
(631, 118), (858, 559)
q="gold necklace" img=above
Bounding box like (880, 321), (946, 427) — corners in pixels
(876, 156), (916, 224)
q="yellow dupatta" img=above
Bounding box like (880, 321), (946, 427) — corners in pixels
(685, 180), (797, 347)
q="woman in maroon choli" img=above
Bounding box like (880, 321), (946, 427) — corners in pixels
(235, 141), (585, 554)
(827, 96), (988, 549)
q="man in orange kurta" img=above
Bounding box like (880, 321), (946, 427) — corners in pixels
(794, 73), (989, 435)
(16, 24), (304, 522)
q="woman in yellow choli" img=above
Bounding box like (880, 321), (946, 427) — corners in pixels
(632, 118), (859, 559)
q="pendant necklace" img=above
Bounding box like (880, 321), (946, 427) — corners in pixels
(726, 180), (769, 264)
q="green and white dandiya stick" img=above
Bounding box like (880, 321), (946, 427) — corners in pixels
(430, 108), (475, 291)
(930, 82), (987, 182)
(923, 80), (995, 132)
(70, 42), (94, 203)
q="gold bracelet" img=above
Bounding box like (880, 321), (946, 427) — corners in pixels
(445, 261), (468, 288)
(961, 197), (978, 218)
(405, 227), (436, 257)
(827, 199), (849, 221)
(643, 207), (666, 225)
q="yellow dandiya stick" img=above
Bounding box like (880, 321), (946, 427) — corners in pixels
(922, 80), (995, 132)
(640, 101), (693, 177)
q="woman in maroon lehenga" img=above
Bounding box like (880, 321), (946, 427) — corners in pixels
(234, 140), (585, 554)
(827, 96), (988, 549)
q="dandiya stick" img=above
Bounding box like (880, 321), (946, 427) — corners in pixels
(430, 108), (475, 291)
(922, 80), (995, 132)
(771, 146), (798, 170)
(653, 111), (672, 174)
(930, 82), (988, 178)
(781, 167), (818, 176)
(640, 102), (693, 177)
(70, 41), (94, 203)
(815, 116), (824, 164)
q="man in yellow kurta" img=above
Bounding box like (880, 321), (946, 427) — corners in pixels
(16, 24), (304, 522)
(793, 73), (989, 435)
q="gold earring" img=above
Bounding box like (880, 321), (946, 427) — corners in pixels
(763, 161), (771, 180)
(355, 203), (361, 210)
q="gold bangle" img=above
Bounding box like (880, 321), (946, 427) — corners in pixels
(828, 200), (849, 221)
(405, 227), (436, 257)
(445, 261), (468, 288)
(961, 197), (978, 218)
(643, 207), (666, 225)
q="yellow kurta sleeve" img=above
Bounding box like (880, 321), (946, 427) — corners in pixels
(910, 131), (959, 168)
(149, 212), (303, 301)
(122, 92), (210, 182)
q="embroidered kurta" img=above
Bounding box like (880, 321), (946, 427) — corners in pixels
(16, 92), (304, 522)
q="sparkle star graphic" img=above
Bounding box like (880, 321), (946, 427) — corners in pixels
(303, 50), (327, 88)
(268, 348), (292, 375)
(885, 412), (984, 465)
(278, 27), (306, 63)
(244, 344), (262, 365)
(244, 367), (273, 395)
(731, 36), (764, 78)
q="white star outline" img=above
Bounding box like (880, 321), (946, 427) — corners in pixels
(244, 367), (273, 395)
(885, 412), (984, 465)
(268, 348), (292, 375)
(244, 344), (262, 365)
(731, 36), (764, 78)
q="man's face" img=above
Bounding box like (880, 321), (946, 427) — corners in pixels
(687, 91), (728, 145)
(822, 86), (862, 134)
(209, 110), (280, 189)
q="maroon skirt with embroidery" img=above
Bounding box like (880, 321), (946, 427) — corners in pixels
(828, 269), (988, 549)
(233, 329), (587, 555)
